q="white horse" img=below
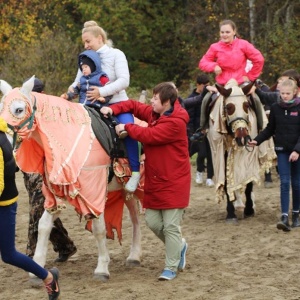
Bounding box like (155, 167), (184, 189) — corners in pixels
(0, 76), (143, 282)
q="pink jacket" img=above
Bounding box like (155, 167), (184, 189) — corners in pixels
(199, 38), (264, 85)
(111, 100), (191, 210)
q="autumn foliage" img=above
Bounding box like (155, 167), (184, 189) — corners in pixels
(0, 0), (299, 93)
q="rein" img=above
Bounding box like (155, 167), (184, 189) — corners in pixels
(8, 96), (37, 149)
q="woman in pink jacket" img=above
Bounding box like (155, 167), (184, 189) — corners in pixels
(199, 19), (264, 85)
(100, 82), (190, 281)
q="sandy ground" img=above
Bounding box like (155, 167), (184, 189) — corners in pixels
(1, 166), (300, 300)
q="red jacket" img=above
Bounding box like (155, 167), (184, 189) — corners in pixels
(111, 100), (191, 209)
(199, 38), (264, 85)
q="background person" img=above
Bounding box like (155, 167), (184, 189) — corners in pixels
(248, 79), (300, 231)
(186, 74), (214, 187)
(255, 69), (300, 107)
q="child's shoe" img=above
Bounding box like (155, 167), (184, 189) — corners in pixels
(125, 172), (140, 192)
(118, 130), (128, 139)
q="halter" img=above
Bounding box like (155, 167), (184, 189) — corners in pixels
(222, 87), (249, 123)
(221, 87), (253, 151)
(8, 96), (37, 149)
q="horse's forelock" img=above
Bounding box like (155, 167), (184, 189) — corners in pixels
(2, 88), (32, 117)
(3, 86), (34, 113)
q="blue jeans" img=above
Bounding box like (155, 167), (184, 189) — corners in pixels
(277, 152), (300, 214)
(115, 112), (140, 172)
(0, 202), (48, 280)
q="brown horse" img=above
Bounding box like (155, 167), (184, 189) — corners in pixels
(206, 79), (275, 222)
(0, 76), (144, 282)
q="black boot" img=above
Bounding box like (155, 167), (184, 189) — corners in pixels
(277, 215), (291, 232)
(292, 212), (300, 228)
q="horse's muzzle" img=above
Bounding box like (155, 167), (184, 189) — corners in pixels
(235, 133), (251, 147)
(231, 119), (250, 147)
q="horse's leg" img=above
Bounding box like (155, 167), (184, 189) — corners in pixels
(124, 196), (142, 267)
(224, 151), (238, 224)
(226, 198), (238, 224)
(29, 210), (55, 280)
(92, 214), (110, 282)
(225, 184), (238, 224)
(244, 182), (255, 218)
(233, 190), (245, 210)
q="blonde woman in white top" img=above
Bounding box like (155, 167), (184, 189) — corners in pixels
(70, 20), (140, 192)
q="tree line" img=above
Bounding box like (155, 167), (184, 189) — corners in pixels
(0, 0), (299, 95)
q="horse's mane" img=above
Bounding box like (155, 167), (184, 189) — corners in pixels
(224, 78), (239, 89)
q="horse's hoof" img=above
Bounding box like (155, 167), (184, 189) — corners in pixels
(264, 181), (274, 188)
(233, 199), (245, 210)
(93, 273), (110, 282)
(244, 212), (255, 218)
(126, 259), (141, 267)
(244, 208), (255, 218)
(28, 277), (43, 287)
(226, 218), (238, 225)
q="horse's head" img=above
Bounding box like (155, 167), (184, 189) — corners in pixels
(0, 76), (36, 133)
(216, 79), (255, 147)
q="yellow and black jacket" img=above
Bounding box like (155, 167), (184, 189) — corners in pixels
(0, 118), (18, 206)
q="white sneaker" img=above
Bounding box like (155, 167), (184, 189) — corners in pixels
(195, 172), (203, 184)
(125, 172), (141, 192)
(206, 178), (214, 187)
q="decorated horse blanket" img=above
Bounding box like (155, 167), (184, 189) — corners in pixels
(13, 92), (111, 219)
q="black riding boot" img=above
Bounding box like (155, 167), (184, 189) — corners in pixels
(292, 212), (300, 228)
(277, 214), (291, 232)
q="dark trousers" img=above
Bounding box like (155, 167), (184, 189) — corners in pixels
(0, 202), (48, 279)
(196, 137), (214, 179)
(23, 173), (76, 257)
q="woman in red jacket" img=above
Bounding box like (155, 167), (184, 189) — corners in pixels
(199, 19), (264, 85)
(100, 82), (190, 281)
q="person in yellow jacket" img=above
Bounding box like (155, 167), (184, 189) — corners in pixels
(0, 117), (61, 300)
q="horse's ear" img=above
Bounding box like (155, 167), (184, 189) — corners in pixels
(20, 75), (35, 98)
(242, 81), (255, 95)
(0, 80), (13, 95)
(215, 83), (232, 98)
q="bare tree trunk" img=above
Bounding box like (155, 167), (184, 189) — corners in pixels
(274, 0), (289, 23)
(265, 0), (273, 26)
(249, 0), (256, 44)
(286, 4), (294, 22)
(223, 0), (229, 18)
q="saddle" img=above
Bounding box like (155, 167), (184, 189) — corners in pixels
(85, 106), (129, 182)
(85, 106), (127, 158)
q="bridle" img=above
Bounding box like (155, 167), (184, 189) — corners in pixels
(222, 93), (250, 128)
(7, 96), (37, 149)
(217, 83), (254, 151)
